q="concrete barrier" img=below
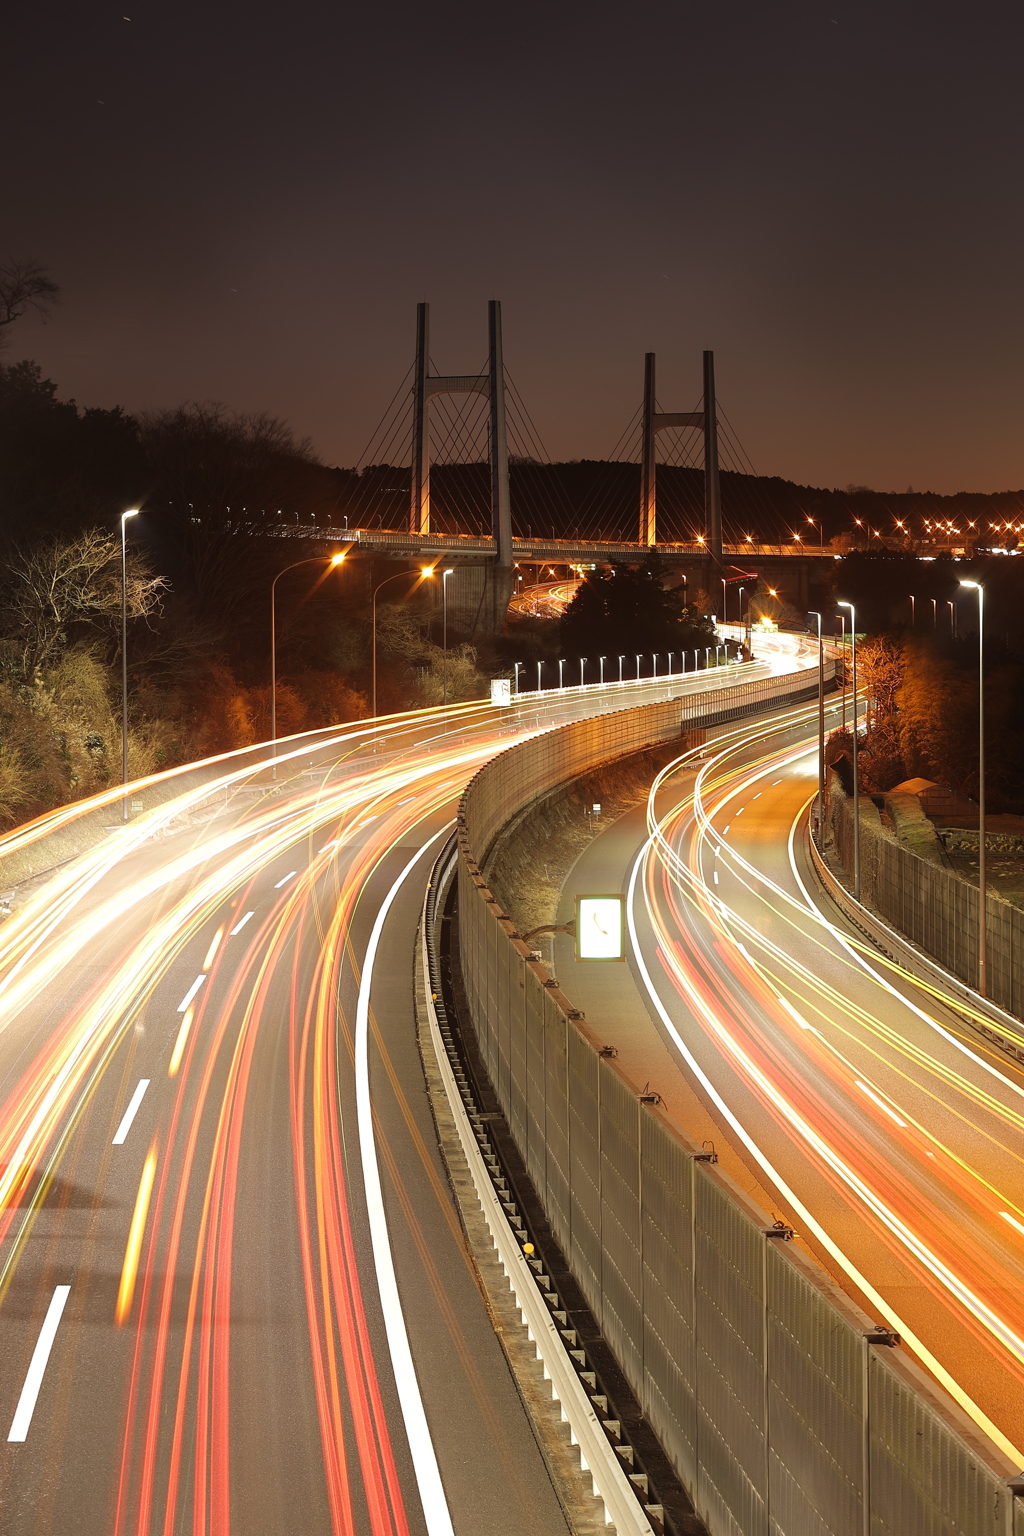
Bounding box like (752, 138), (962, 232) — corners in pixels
(827, 774), (1024, 1017)
(455, 679), (1019, 1536)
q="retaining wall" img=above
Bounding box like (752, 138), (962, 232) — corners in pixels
(455, 674), (1019, 1536)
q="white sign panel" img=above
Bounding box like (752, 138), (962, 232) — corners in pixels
(575, 894), (625, 962)
(490, 678), (512, 707)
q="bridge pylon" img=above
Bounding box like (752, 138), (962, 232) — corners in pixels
(640, 350), (723, 563)
(410, 301), (512, 568)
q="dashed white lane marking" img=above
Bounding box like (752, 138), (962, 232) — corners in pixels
(230, 911), (254, 936)
(8, 1286), (71, 1442)
(274, 871), (297, 889)
(112, 1079), (150, 1145)
(177, 974), (206, 1013)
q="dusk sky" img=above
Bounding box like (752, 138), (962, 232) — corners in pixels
(5, 1), (1023, 494)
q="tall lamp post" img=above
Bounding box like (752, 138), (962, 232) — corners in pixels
(837, 601), (860, 899)
(372, 564), (432, 717)
(273, 551), (347, 750)
(960, 579), (987, 997)
(442, 568), (454, 705)
(808, 611), (826, 845)
(120, 509), (140, 822)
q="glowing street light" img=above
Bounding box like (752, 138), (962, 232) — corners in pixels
(837, 600), (860, 899)
(371, 561), (429, 718)
(960, 579), (987, 997)
(442, 568), (454, 705)
(120, 509), (140, 822)
(808, 611), (825, 844)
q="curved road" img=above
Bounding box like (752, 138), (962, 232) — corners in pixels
(0, 646), (810, 1534)
(558, 698), (1024, 1467)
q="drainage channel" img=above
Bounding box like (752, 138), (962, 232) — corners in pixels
(424, 839), (706, 1536)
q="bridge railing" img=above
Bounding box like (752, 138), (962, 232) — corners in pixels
(453, 670), (1018, 1536)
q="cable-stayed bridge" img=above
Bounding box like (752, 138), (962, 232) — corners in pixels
(286, 303), (836, 629)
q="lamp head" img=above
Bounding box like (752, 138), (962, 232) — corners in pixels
(421, 565), (435, 577)
(959, 579), (981, 591)
(330, 551), (346, 566)
(443, 567), (454, 576)
(838, 600), (854, 611)
(122, 508), (140, 521)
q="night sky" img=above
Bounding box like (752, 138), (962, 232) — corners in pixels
(5, 2), (1023, 493)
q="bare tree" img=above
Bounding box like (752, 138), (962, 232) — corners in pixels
(3, 528), (166, 678)
(0, 259), (60, 349)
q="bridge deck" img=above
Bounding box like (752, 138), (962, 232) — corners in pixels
(279, 526), (838, 561)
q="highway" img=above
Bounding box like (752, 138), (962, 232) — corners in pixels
(0, 646), (809, 1534)
(556, 698), (1024, 1468)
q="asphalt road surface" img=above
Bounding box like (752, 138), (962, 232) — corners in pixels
(0, 645), (813, 1535)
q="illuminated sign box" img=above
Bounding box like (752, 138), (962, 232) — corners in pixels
(490, 678), (512, 706)
(575, 894), (625, 962)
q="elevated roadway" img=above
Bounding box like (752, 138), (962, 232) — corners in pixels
(550, 700), (1024, 1467)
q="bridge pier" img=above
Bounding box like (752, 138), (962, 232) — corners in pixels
(444, 562), (515, 638)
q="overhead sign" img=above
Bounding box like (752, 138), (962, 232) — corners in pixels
(490, 678), (512, 706)
(575, 894), (626, 962)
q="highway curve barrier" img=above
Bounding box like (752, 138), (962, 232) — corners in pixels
(454, 673), (1020, 1536)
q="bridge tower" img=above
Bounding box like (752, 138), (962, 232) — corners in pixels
(640, 350), (723, 562)
(410, 301), (512, 567)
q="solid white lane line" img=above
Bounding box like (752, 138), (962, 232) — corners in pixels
(355, 826), (454, 1536)
(8, 1286), (71, 1442)
(273, 870), (296, 889)
(177, 974), (206, 1013)
(112, 1079), (150, 1145)
(230, 911), (254, 936)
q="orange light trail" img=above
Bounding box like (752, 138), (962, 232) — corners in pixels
(632, 704), (1024, 1462)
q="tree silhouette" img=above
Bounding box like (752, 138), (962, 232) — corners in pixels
(0, 259), (60, 349)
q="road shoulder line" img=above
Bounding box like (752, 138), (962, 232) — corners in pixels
(415, 907), (656, 1536)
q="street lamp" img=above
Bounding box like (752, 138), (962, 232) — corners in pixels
(580, 657), (587, 687)
(909, 594), (916, 627)
(636, 653), (642, 680)
(618, 655), (625, 683)
(120, 509), (140, 822)
(442, 568), (454, 705)
(514, 662), (522, 695)
(537, 659), (544, 692)
(808, 611), (825, 846)
(558, 658), (565, 689)
(948, 599), (957, 638)
(599, 656), (606, 684)
(837, 601), (860, 900)
(652, 654), (658, 679)
(960, 579), (987, 997)
(372, 563), (431, 717)
(667, 652), (674, 677)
